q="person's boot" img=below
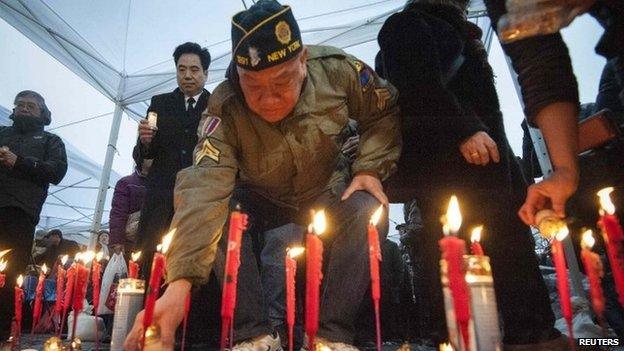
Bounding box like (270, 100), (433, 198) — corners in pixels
(232, 332), (282, 351)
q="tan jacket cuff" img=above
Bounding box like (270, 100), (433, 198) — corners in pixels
(166, 258), (211, 286)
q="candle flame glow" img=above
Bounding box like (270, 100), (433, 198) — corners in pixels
(471, 225), (483, 243)
(17, 274), (23, 288)
(160, 228), (176, 253)
(313, 210), (327, 235)
(318, 345), (332, 351)
(0, 259), (7, 272)
(81, 251), (96, 264)
(96, 251), (104, 262)
(41, 264), (48, 275)
(441, 195), (462, 235)
(0, 249), (11, 260)
(439, 343), (454, 351)
(75, 252), (82, 262)
(370, 205), (384, 226)
(131, 251), (142, 261)
(555, 225), (570, 241)
(287, 247), (305, 259)
(582, 230), (596, 249)
(597, 187), (616, 215)
(61, 255), (68, 266)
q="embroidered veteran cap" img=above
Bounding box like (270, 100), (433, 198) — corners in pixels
(231, 0), (303, 71)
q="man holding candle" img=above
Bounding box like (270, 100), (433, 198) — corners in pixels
(125, 1), (400, 350)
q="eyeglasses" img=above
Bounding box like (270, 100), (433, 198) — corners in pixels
(15, 101), (41, 111)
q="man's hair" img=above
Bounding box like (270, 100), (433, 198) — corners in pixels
(173, 42), (211, 71)
(13, 90), (52, 123)
(46, 229), (63, 239)
(14, 90), (46, 110)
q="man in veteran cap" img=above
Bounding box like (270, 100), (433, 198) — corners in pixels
(125, 1), (401, 350)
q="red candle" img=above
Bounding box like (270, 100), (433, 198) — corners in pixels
(439, 196), (471, 351)
(92, 252), (103, 315)
(68, 251), (95, 344)
(597, 187), (624, 308)
(54, 255), (68, 329)
(13, 275), (24, 341)
(31, 263), (48, 333)
(470, 226), (485, 256)
(142, 229), (176, 349)
(60, 261), (76, 338)
(181, 291), (192, 351)
(220, 210), (249, 351)
(0, 259), (7, 288)
(285, 247), (304, 351)
(580, 230), (605, 320)
(551, 228), (575, 345)
(305, 210), (326, 351)
(92, 252), (104, 349)
(368, 206), (384, 351)
(129, 251), (141, 279)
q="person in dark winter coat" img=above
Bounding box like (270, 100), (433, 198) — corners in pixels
(108, 158), (150, 251)
(377, 2), (564, 348)
(0, 90), (67, 344)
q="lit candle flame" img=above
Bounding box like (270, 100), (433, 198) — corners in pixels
(370, 205), (384, 226)
(439, 343), (454, 351)
(287, 247), (305, 259)
(131, 251), (142, 261)
(159, 228), (176, 254)
(95, 251), (104, 262)
(312, 210), (327, 235)
(0, 259), (7, 272)
(61, 255), (68, 266)
(41, 263), (48, 275)
(470, 225), (483, 243)
(81, 251), (96, 264)
(0, 249), (11, 260)
(318, 345), (332, 351)
(17, 274), (24, 288)
(581, 229), (596, 250)
(74, 252), (82, 262)
(441, 195), (462, 235)
(555, 225), (570, 242)
(597, 187), (616, 215)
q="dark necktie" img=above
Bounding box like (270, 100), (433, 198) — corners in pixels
(186, 97), (195, 112)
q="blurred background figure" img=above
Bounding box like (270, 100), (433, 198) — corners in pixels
(108, 157), (150, 255)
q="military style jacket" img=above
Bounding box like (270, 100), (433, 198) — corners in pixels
(166, 45), (401, 284)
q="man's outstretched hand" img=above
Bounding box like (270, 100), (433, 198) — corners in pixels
(124, 279), (191, 351)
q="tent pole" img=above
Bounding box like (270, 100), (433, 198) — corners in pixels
(503, 54), (584, 297)
(88, 100), (124, 250)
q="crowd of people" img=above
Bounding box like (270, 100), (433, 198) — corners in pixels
(1, 0), (623, 350)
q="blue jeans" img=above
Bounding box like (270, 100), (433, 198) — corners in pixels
(213, 186), (386, 344)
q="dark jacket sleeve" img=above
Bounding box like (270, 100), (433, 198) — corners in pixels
(12, 134), (67, 185)
(109, 177), (131, 246)
(134, 96), (160, 160)
(484, 0), (580, 125)
(378, 11), (487, 151)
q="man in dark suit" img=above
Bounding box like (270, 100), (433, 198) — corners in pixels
(133, 42), (219, 347)
(133, 42), (210, 272)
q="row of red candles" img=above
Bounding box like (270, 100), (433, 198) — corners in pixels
(1, 186), (620, 351)
(439, 187), (623, 351)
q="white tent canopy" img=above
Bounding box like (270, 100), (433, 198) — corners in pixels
(0, 0), (604, 244)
